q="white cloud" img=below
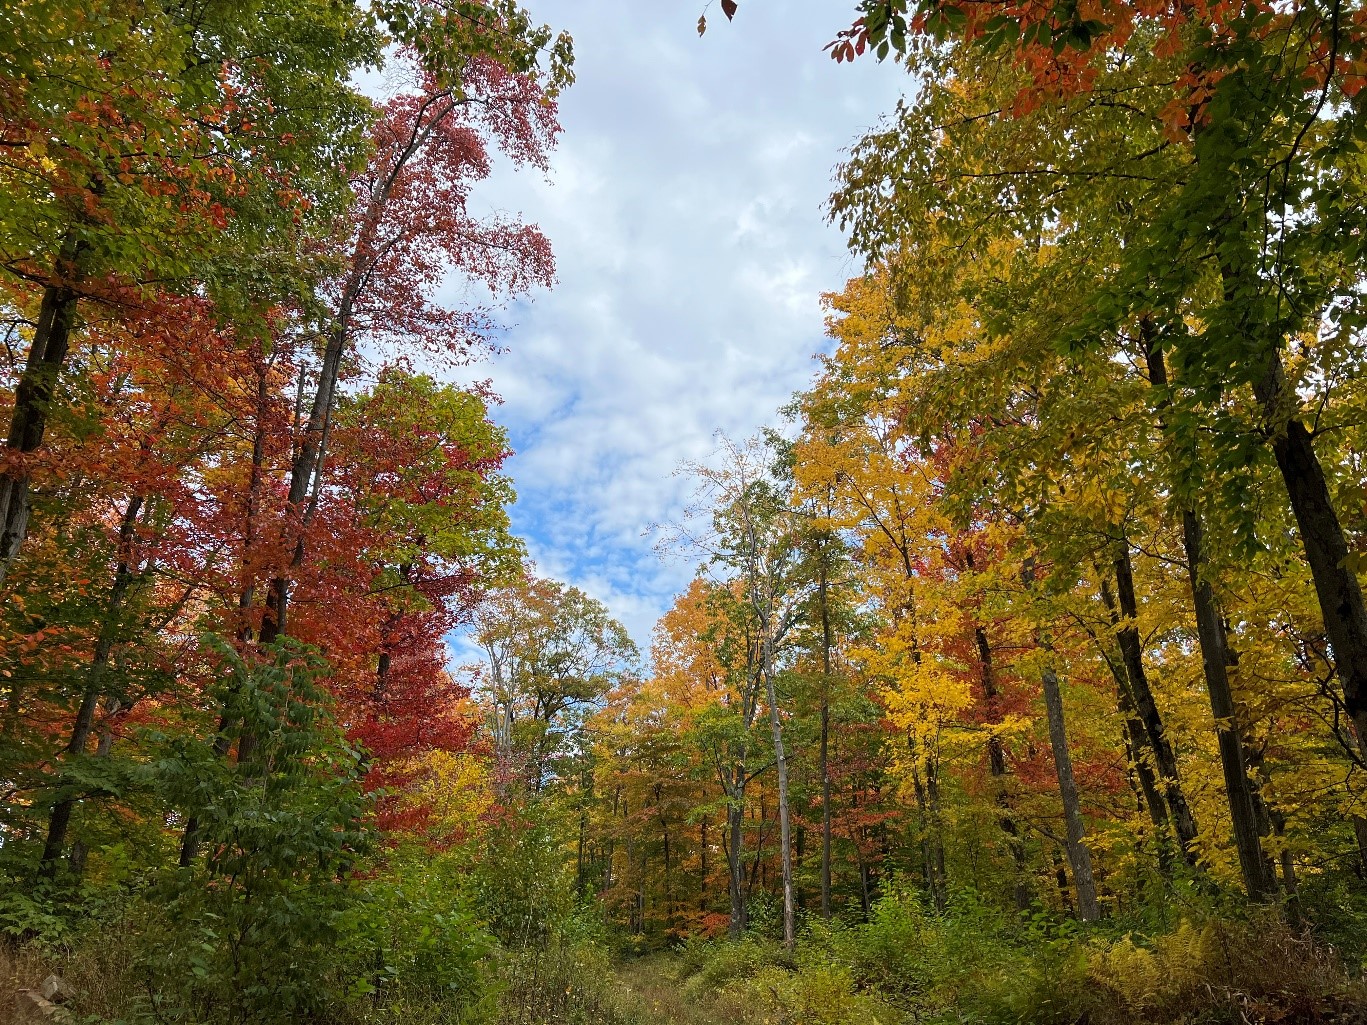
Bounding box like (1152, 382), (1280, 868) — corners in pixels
(446, 1), (905, 649)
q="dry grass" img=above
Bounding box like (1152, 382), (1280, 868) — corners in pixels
(613, 956), (730, 1025)
(0, 934), (145, 1025)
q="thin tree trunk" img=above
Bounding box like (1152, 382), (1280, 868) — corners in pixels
(728, 762), (747, 938)
(604, 786), (620, 897)
(926, 756), (947, 910)
(1116, 688), (1174, 875)
(1183, 474), (1275, 899)
(1101, 554), (1201, 863)
(1248, 751), (1298, 908)
(1090, 616), (1171, 842)
(260, 95), (458, 639)
(858, 853), (872, 917)
(181, 362), (272, 865)
(1040, 663), (1100, 921)
(818, 561), (834, 922)
(1146, 332), (1275, 901)
(975, 622), (1030, 909)
(40, 496), (143, 875)
(700, 816), (710, 913)
(762, 638), (796, 950)
(908, 735), (936, 903)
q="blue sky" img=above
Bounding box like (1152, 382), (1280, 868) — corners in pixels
(456, 2), (906, 648)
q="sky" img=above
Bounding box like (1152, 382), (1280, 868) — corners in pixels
(455, 2), (906, 650)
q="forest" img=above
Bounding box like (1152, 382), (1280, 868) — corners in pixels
(4, 0), (1367, 1023)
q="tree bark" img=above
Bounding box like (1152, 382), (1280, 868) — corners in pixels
(1145, 332), (1275, 901)
(1116, 683), (1174, 874)
(1182, 511), (1275, 899)
(1102, 549), (1201, 863)
(1254, 351), (1367, 766)
(975, 622), (1031, 909)
(1040, 664), (1100, 921)
(818, 560), (834, 922)
(727, 760), (747, 938)
(0, 241), (85, 586)
(40, 495), (142, 875)
(762, 637), (796, 950)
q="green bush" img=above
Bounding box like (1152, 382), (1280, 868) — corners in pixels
(137, 639), (372, 1024)
(335, 848), (498, 1023)
(678, 934), (782, 997)
(472, 809), (582, 952)
(496, 940), (645, 1025)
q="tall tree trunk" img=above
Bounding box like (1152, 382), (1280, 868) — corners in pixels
(40, 495), (142, 875)
(1039, 663), (1100, 921)
(818, 561), (834, 922)
(926, 756), (947, 910)
(261, 319), (346, 642)
(727, 760), (747, 938)
(1254, 350), (1367, 766)
(1247, 749), (1298, 909)
(858, 852), (872, 917)
(259, 97), (456, 639)
(1115, 686), (1174, 875)
(1183, 505), (1274, 899)
(1146, 333), (1275, 901)
(181, 363), (272, 864)
(0, 242), (85, 586)
(1086, 597), (1171, 846)
(975, 623), (1031, 909)
(1354, 817), (1367, 879)
(907, 735), (938, 906)
(604, 786), (620, 897)
(700, 816), (710, 913)
(762, 637), (796, 950)
(1101, 552), (1201, 863)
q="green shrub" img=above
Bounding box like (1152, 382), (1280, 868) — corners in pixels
(496, 940), (645, 1025)
(677, 935), (782, 998)
(137, 639), (372, 1024)
(334, 848), (498, 1023)
(472, 810), (581, 952)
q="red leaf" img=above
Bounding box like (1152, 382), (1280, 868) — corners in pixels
(721, 0), (738, 20)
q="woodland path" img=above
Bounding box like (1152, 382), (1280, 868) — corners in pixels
(610, 956), (728, 1025)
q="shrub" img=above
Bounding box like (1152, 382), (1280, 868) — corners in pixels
(137, 639), (371, 1024)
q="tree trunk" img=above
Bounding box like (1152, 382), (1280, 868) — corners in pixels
(818, 561), (834, 922)
(762, 639), (796, 950)
(182, 363), (271, 864)
(700, 816), (710, 913)
(1040, 664), (1100, 921)
(40, 496), (142, 875)
(1088, 603), (1171, 849)
(1102, 551), (1201, 863)
(907, 733), (944, 908)
(1182, 510), (1276, 900)
(976, 623), (1031, 909)
(1254, 351), (1367, 766)
(926, 757), (947, 910)
(1117, 692), (1174, 875)
(1354, 817), (1367, 878)
(1145, 334), (1275, 901)
(0, 242), (84, 586)
(727, 762), (747, 938)
(258, 98), (456, 638)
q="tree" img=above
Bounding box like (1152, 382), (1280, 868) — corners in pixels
(473, 574), (638, 794)
(829, 0), (1367, 778)
(667, 434), (819, 947)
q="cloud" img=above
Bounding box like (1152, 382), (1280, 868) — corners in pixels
(447, 1), (905, 650)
